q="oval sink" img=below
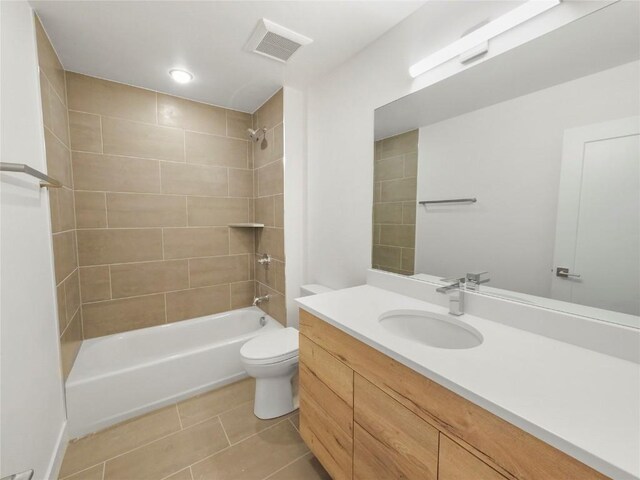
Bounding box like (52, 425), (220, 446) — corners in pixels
(379, 310), (483, 349)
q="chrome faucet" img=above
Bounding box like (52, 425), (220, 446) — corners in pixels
(466, 271), (490, 291)
(252, 295), (270, 306)
(436, 277), (465, 316)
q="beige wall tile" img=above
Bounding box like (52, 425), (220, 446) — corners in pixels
(226, 110), (252, 139)
(39, 72), (52, 130)
(56, 284), (67, 333)
(102, 117), (184, 162)
(163, 227), (229, 259)
(273, 194), (284, 228)
(160, 163), (228, 196)
(64, 270), (81, 322)
(252, 128), (276, 169)
(187, 197), (248, 226)
(374, 156), (404, 182)
(255, 258), (284, 294)
(191, 419), (306, 480)
(58, 187), (76, 231)
(256, 227), (284, 261)
(69, 111), (102, 153)
(163, 469), (192, 480)
(254, 196), (275, 226)
(35, 17), (66, 104)
(73, 152), (161, 193)
(256, 160), (283, 197)
(165, 285), (230, 323)
(402, 248), (415, 272)
(404, 152), (418, 176)
(372, 245), (402, 269)
(104, 418), (228, 480)
(185, 132), (248, 168)
(379, 224), (416, 248)
(158, 94), (226, 135)
(77, 228), (163, 266)
(79, 266), (111, 303)
(403, 201), (417, 225)
(67, 72), (156, 123)
(60, 310), (82, 381)
(230, 281), (255, 309)
(48, 83), (70, 147)
(82, 294), (166, 338)
(189, 255), (249, 287)
(228, 169), (253, 197)
(45, 129), (72, 187)
(61, 464), (104, 480)
(273, 123), (284, 160)
(60, 406), (181, 478)
(373, 181), (381, 202)
(107, 193), (187, 228)
(256, 283), (286, 326)
(53, 231), (77, 284)
(373, 202), (403, 224)
(268, 453), (330, 480)
(49, 189), (61, 233)
(75, 191), (107, 228)
(177, 378), (255, 428)
(253, 89), (283, 131)
(379, 129), (418, 160)
(111, 260), (189, 298)
(380, 177), (417, 202)
(229, 228), (254, 254)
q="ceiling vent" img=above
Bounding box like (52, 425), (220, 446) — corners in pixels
(245, 19), (313, 63)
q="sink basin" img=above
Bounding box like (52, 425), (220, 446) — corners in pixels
(379, 310), (483, 349)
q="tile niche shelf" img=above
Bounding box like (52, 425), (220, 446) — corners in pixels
(228, 223), (265, 228)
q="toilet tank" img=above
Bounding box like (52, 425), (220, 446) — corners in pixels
(300, 284), (333, 296)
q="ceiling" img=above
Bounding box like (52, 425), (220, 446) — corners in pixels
(375, 0), (640, 139)
(30, 1), (424, 113)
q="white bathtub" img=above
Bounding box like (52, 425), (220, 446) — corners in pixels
(66, 307), (281, 438)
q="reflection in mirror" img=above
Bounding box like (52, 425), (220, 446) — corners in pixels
(372, 1), (640, 327)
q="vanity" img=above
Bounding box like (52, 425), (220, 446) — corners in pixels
(295, 272), (640, 480)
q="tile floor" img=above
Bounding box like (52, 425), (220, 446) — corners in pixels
(59, 378), (329, 480)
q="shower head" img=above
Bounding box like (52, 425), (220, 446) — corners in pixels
(247, 127), (266, 142)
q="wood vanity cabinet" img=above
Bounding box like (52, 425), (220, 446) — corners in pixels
(298, 309), (610, 480)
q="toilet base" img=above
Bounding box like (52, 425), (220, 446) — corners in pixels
(254, 375), (296, 419)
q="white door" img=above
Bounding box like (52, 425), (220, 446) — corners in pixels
(551, 117), (640, 316)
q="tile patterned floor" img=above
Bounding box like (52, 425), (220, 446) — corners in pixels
(59, 379), (329, 480)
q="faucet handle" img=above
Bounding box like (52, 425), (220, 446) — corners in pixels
(466, 271), (490, 290)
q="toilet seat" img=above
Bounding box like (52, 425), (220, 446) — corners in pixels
(240, 327), (298, 365)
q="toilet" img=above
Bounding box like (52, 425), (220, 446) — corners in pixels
(241, 284), (333, 419)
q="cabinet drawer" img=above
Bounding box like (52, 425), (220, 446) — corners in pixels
(440, 434), (507, 480)
(299, 334), (354, 480)
(354, 374), (438, 479)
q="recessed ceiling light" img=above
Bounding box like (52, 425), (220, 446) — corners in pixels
(169, 69), (193, 84)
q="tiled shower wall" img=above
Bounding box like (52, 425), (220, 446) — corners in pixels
(252, 91), (287, 324)
(66, 71), (269, 338)
(372, 130), (418, 275)
(35, 17), (82, 381)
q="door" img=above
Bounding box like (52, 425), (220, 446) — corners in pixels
(551, 117), (639, 316)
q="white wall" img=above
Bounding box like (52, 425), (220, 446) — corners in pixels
(304, 0), (613, 289)
(283, 86), (307, 327)
(414, 61), (640, 298)
(1, 3), (68, 479)
(416, 62), (640, 297)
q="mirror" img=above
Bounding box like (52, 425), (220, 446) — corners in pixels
(372, 1), (640, 328)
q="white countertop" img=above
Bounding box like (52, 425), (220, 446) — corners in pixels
(296, 285), (640, 480)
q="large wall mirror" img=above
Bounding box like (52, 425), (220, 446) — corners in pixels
(372, 1), (639, 328)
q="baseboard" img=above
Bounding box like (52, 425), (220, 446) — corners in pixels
(45, 420), (68, 480)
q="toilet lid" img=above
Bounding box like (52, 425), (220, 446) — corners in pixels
(241, 327), (299, 364)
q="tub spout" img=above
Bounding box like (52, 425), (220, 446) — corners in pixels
(253, 295), (270, 306)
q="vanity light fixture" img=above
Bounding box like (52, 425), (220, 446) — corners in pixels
(169, 69), (193, 84)
(409, 0), (561, 78)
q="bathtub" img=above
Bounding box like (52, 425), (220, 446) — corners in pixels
(66, 307), (281, 438)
